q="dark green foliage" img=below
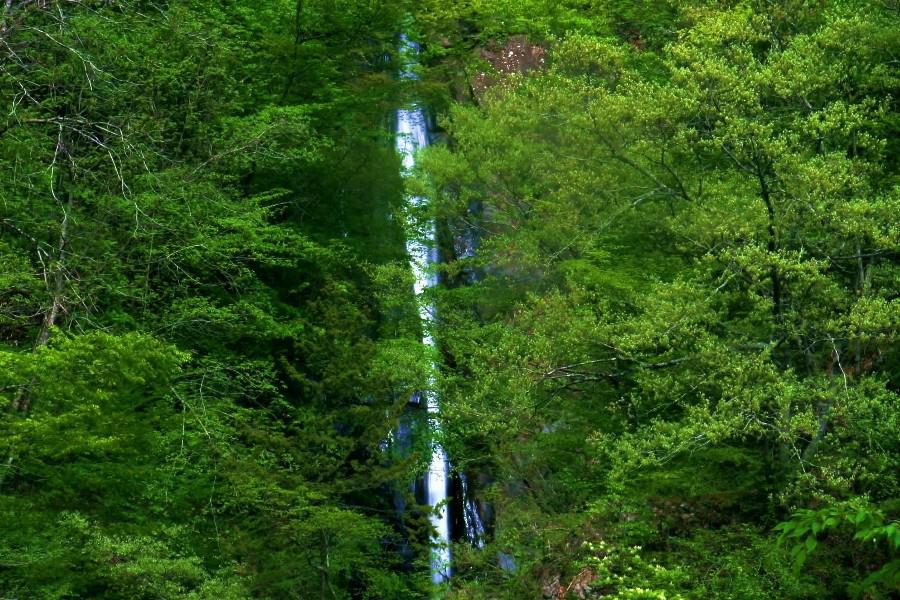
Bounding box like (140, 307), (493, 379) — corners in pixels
(777, 500), (900, 597)
(0, 0), (426, 597)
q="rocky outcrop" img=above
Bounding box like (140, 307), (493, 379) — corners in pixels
(471, 35), (546, 97)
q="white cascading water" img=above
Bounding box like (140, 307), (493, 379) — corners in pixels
(395, 36), (452, 584)
(460, 473), (486, 547)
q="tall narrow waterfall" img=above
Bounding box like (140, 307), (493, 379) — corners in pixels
(395, 37), (451, 584)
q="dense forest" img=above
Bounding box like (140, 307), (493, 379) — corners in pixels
(0, 1), (898, 599)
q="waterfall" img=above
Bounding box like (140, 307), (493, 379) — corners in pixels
(460, 473), (486, 547)
(395, 36), (451, 584)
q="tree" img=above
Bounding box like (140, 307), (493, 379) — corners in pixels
(415, 0), (900, 596)
(1, 0), (427, 597)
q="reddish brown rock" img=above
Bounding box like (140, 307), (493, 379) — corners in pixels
(471, 35), (547, 97)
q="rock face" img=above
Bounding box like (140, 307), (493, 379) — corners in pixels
(471, 35), (546, 97)
(541, 567), (598, 600)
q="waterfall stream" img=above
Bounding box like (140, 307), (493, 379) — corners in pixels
(395, 37), (451, 584)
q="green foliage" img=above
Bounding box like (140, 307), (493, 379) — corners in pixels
(582, 539), (687, 599)
(1, 0), (898, 596)
(415, 0), (900, 597)
(0, 0), (427, 597)
(777, 500), (900, 597)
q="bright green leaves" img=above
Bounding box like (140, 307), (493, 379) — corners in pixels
(0, 331), (184, 488)
(777, 500), (900, 596)
(0, 332), (191, 596)
(0, 511), (251, 600)
(548, 34), (634, 83)
(414, 0), (900, 597)
(369, 338), (436, 401)
(581, 539), (688, 599)
(71, 517), (249, 600)
(0, 330), (184, 417)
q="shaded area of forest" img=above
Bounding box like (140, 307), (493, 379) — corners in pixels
(0, 1), (431, 597)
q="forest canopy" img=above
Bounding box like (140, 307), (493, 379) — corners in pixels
(0, 0), (898, 599)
